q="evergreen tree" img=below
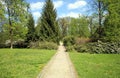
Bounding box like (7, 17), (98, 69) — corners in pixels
(26, 13), (35, 42)
(40, 0), (60, 42)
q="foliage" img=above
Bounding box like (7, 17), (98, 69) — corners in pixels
(74, 44), (89, 53)
(88, 41), (120, 54)
(0, 0), (5, 23)
(58, 17), (69, 38)
(63, 36), (75, 46)
(65, 46), (75, 52)
(103, 0), (120, 42)
(0, 49), (56, 78)
(13, 39), (28, 48)
(2, 0), (29, 48)
(0, 39), (28, 48)
(68, 16), (90, 37)
(29, 41), (58, 50)
(90, 0), (106, 40)
(69, 52), (120, 78)
(26, 13), (35, 42)
(39, 0), (60, 42)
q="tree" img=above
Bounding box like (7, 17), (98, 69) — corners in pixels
(68, 16), (90, 38)
(3, 0), (29, 48)
(58, 17), (69, 38)
(40, 0), (60, 42)
(0, 0), (5, 24)
(35, 17), (41, 40)
(91, 0), (106, 39)
(26, 13), (35, 42)
(103, 0), (120, 42)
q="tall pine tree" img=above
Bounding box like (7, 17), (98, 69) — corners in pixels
(40, 0), (60, 42)
(26, 13), (35, 42)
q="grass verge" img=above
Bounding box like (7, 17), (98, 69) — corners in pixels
(69, 52), (120, 78)
(0, 49), (56, 78)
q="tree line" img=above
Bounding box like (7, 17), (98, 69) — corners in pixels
(0, 0), (120, 49)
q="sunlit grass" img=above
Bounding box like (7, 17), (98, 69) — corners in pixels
(0, 49), (56, 78)
(69, 52), (120, 78)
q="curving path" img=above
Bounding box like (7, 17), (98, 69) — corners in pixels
(37, 43), (78, 78)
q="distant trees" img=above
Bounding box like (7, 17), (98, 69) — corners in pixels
(68, 16), (90, 38)
(38, 0), (60, 42)
(58, 18), (69, 38)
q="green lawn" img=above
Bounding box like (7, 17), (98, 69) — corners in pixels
(0, 49), (56, 78)
(69, 52), (120, 78)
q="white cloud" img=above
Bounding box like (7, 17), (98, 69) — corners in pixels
(30, 2), (44, 11)
(32, 11), (41, 20)
(54, 1), (63, 8)
(60, 12), (81, 18)
(30, 1), (63, 11)
(68, 1), (87, 10)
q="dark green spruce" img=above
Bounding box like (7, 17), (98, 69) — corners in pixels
(26, 13), (35, 42)
(39, 0), (60, 42)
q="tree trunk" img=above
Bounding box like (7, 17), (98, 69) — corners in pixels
(98, 1), (102, 38)
(7, 6), (13, 49)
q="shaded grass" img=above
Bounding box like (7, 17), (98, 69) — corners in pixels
(69, 52), (120, 78)
(0, 49), (56, 78)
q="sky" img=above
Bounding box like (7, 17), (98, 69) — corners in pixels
(26, 0), (91, 22)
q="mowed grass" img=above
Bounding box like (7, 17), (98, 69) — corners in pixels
(0, 49), (56, 78)
(69, 52), (120, 78)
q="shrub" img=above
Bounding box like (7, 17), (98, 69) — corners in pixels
(29, 41), (58, 50)
(74, 44), (89, 53)
(75, 37), (90, 45)
(88, 41), (120, 54)
(65, 46), (75, 52)
(13, 39), (28, 48)
(63, 36), (75, 46)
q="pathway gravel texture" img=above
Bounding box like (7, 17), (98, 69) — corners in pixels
(37, 43), (78, 78)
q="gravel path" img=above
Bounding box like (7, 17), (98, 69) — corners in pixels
(37, 44), (78, 78)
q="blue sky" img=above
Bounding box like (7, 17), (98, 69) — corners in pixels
(26, 0), (91, 22)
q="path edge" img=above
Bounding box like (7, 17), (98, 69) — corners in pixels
(36, 51), (58, 78)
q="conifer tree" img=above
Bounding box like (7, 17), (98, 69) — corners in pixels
(26, 13), (35, 42)
(40, 0), (60, 42)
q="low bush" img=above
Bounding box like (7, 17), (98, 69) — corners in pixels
(65, 46), (75, 52)
(29, 41), (58, 50)
(0, 39), (28, 48)
(75, 37), (90, 45)
(13, 39), (28, 48)
(63, 36), (75, 46)
(0, 43), (7, 48)
(65, 40), (120, 54)
(74, 44), (89, 53)
(88, 41), (120, 54)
